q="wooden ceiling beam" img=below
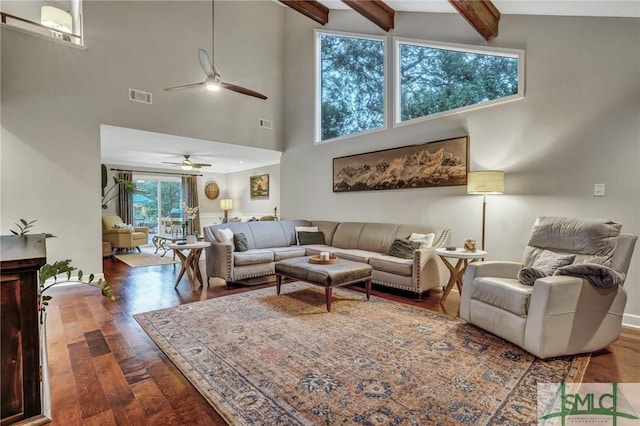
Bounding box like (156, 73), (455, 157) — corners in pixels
(279, 0), (329, 26)
(341, 0), (395, 32)
(448, 0), (500, 41)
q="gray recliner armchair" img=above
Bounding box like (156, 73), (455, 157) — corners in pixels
(460, 216), (637, 359)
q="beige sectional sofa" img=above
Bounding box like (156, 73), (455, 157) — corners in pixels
(203, 220), (451, 300)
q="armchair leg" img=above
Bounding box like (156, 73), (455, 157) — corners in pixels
(136, 246), (141, 253)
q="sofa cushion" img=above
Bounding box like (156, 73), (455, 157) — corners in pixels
(271, 246), (307, 261)
(234, 233), (249, 252)
(297, 231), (325, 245)
(409, 232), (435, 248)
(233, 249), (274, 266)
(333, 249), (373, 263)
(388, 239), (419, 259)
(368, 255), (413, 277)
(470, 277), (533, 317)
(358, 223), (402, 253)
(310, 221), (340, 246)
(249, 222), (289, 249)
(294, 226), (318, 245)
(216, 228), (234, 244)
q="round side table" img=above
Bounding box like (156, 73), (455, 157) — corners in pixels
(167, 241), (211, 291)
(435, 247), (487, 304)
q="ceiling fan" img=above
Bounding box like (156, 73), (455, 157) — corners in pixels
(162, 154), (211, 171)
(164, 1), (267, 100)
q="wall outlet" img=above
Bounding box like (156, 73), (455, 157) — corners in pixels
(594, 183), (605, 197)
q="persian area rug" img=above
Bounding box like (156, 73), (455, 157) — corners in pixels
(134, 282), (589, 425)
(114, 252), (179, 267)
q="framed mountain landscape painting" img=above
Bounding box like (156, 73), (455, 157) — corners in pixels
(332, 136), (469, 192)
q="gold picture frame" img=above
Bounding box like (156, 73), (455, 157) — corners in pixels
(250, 174), (269, 198)
(333, 136), (469, 192)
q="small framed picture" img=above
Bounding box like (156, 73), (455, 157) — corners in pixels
(250, 174), (269, 198)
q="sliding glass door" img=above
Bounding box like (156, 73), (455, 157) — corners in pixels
(133, 176), (182, 235)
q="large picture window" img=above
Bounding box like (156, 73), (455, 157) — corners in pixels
(316, 31), (386, 142)
(395, 39), (524, 124)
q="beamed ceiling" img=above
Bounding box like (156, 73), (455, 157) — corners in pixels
(278, 0), (500, 40)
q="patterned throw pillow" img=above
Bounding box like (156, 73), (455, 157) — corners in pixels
(297, 231), (325, 245)
(388, 239), (420, 259)
(233, 233), (249, 252)
(531, 250), (576, 276)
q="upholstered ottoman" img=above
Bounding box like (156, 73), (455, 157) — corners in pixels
(275, 256), (373, 312)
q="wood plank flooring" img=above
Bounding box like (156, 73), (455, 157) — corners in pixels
(41, 253), (640, 425)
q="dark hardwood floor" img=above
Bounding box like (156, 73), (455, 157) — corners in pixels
(42, 254), (640, 425)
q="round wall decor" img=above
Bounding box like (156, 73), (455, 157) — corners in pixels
(205, 182), (220, 200)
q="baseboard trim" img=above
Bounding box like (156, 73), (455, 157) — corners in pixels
(623, 313), (640, 329)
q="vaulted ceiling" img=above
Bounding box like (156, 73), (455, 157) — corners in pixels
(278, 0), (501, 40)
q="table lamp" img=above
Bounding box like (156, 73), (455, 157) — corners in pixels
(220, 199), (233, 223)
(467, 171), (504, 250)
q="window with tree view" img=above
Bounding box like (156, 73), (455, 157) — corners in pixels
(317, 31), (385, 142)
(397, 40), (523, 123)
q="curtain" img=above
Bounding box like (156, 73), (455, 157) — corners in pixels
(117, 171), (134, 225)
(182, 175), (201, 235)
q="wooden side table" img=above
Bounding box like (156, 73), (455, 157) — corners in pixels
(435, 248), (487, 304)
(167, 242), (210, 291)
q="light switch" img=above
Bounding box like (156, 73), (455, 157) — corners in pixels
(594, 183), (605, 197)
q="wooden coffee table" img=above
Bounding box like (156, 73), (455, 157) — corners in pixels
(275, 256), (373, 312)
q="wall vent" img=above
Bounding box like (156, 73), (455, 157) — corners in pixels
(128, 88), (153, 105)
(259, 118), (273, 129)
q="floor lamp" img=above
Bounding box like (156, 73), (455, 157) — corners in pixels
(467, 171), (504, 250)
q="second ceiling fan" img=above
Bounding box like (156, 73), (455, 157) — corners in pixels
(164, 1), (267, 100)
(162, 154), (211, 171)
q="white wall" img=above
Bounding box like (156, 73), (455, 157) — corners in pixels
(282, 10), (640, 325)
(225, 163), (281, 219)
(1, 1), (284, 274)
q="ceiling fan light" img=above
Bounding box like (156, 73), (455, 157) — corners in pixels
(206, 82), (221, 92)
(181, 159), (193, 171)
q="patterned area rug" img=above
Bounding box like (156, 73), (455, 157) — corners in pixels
(134, 282), (589, 425)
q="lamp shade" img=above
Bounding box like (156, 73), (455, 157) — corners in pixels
(467, 171), (504, 194)
(220, 199), (233, 210)
(41, 6), (72, 33)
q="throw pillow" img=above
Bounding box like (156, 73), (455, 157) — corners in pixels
(233, 233), (249, 252)
(531, 250), (576, 276)
(388, 239), (420, 259)
(215, 228), (234, 244)
(295, 226), (318, 245)
(408, 232), (436, 249)
(297, 231), (325, 245)
(517, 267), (547, 286)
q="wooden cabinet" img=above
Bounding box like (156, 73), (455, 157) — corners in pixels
(1, 235), (49, 425)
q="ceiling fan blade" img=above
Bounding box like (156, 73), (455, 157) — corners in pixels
(221, 82), (268, 100)
(161, 161), (183, 165)
(198, 48), (215, 77)
(164, 81), (206, 91)
(193, 162), (212, 168)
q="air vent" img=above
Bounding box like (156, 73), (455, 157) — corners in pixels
(128, 88), (152, 105)
(259, 118), (273, 129)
